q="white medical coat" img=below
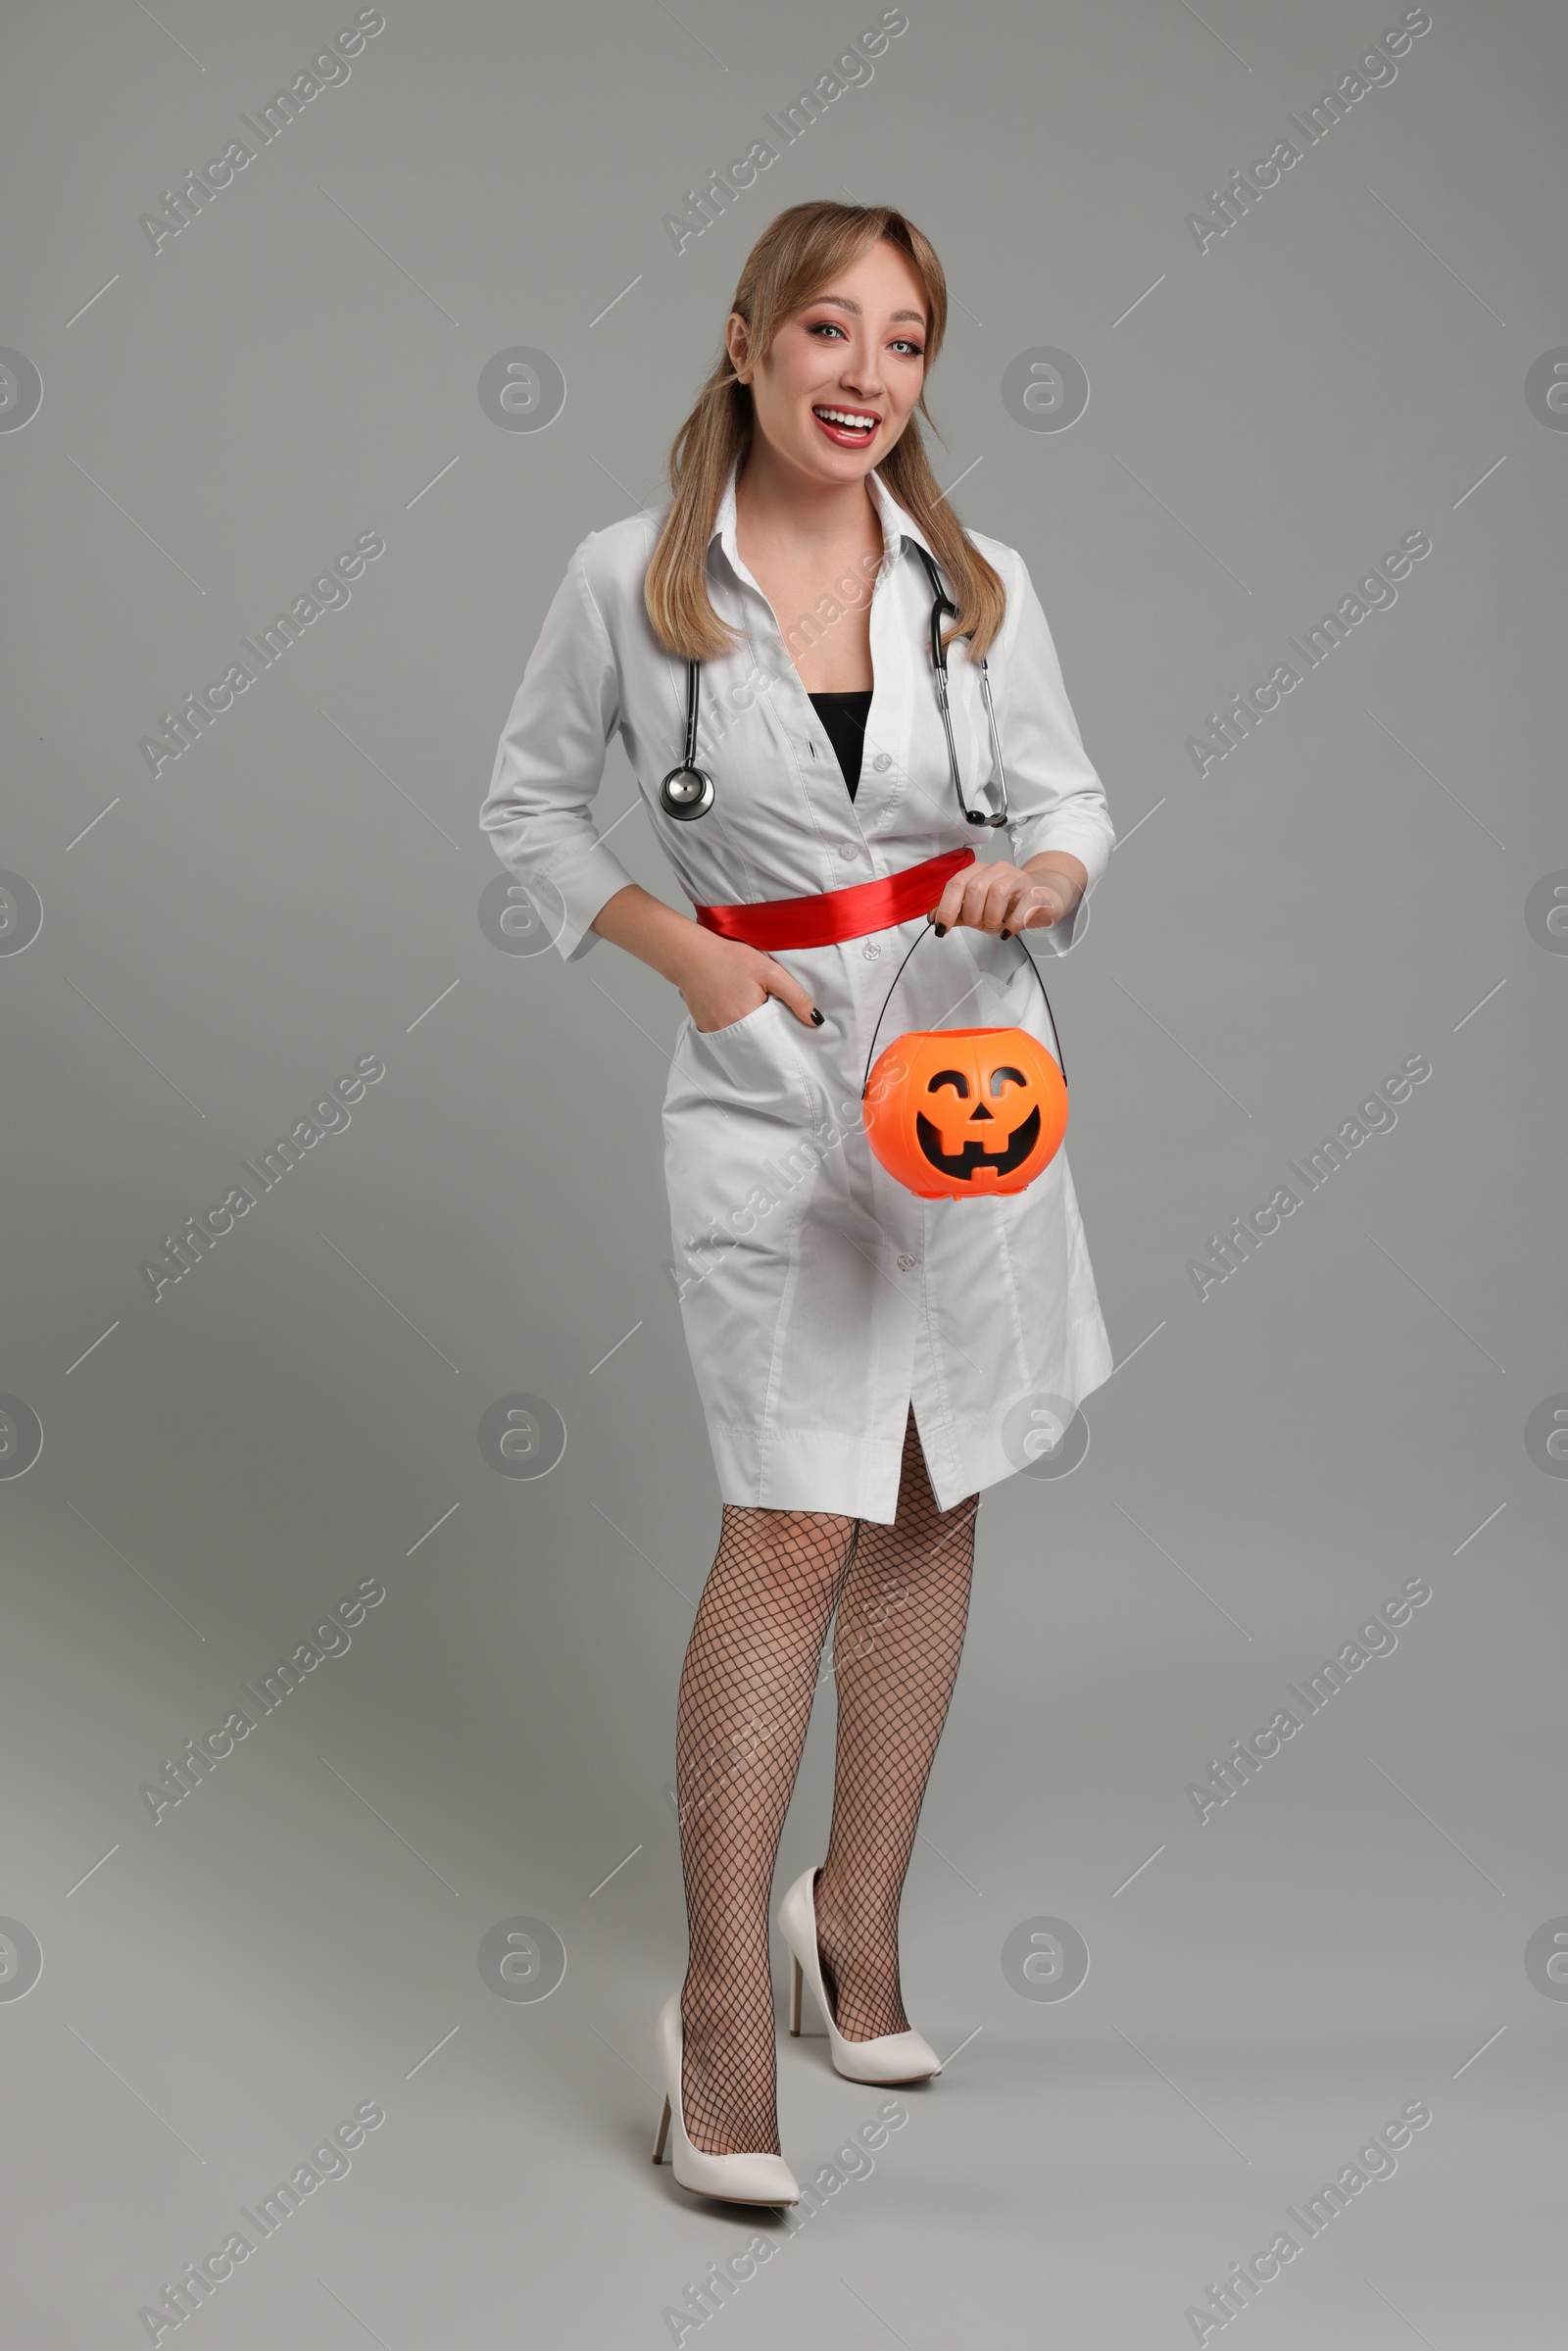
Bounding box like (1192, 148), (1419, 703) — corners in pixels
(479, 457), (1116, 1523)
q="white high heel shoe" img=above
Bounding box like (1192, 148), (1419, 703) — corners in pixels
(777, 1867), (943, 2084)
(652, 1993), (800, 2206)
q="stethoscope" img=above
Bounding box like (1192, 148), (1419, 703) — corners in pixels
(658, 543), (1010, 830)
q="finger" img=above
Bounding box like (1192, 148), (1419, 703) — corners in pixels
(968, 874), (1016, 933)
(760, 958), (823, 1029)
(937, 876), (992, 936)
(1013, 883), (1062, 933)
(994, 871), (1039, 929)
(993, 878), (1034, 938)
(929, 875), (968, 933)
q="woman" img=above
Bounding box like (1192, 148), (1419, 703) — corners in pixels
(479, 201), (1115, 2207)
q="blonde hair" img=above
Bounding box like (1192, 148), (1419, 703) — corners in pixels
(644, 200), (1006, 664)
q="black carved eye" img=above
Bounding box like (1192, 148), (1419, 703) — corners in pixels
(989, 1065), (1027, 1098)
(928, 1069), (969, 1098)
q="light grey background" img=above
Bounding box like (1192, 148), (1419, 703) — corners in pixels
(3, 0), (1565, 2342)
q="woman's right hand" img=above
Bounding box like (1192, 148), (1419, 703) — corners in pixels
(587, 884), (822, 1033)
(675, 929), (822, 1034)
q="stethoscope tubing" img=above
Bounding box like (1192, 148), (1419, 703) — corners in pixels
(915, 542), (1009, 834)
(658, 544), (1009, 831)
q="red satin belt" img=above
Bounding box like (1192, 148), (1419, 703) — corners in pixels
(695, 846), (975, 953)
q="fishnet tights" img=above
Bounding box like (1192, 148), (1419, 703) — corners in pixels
(675, 1410), (977, 2156)
(816, 1414), (979, 2044)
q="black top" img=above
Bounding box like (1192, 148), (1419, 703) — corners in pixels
(808, 690), (874, 803)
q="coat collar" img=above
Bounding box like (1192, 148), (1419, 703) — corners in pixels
(709, 449), (936, 581)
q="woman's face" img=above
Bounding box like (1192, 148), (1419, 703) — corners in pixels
(729, 239), (930, 489)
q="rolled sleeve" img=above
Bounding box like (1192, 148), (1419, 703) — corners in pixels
(994, 546), (1114, 955)
(479, 543), (635, 962)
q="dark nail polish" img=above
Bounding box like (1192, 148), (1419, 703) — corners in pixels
(1000, 927), (1012, 940)
(933, 922), (947, 938)
(810, 1008), (824, 1026)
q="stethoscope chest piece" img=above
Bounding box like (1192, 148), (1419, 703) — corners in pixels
(659, 763), (715, 821)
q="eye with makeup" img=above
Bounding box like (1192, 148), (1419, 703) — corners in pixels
(807, 319), (925, 359)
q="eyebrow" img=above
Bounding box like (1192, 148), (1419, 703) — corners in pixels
(808, 294), (928, 327)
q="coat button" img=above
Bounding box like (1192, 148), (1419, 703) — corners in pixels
(838, 842), (859, 860)
(896, 1253), (916, 1271)
(862, 940), (882, 960)
(872, 753), (892, 771)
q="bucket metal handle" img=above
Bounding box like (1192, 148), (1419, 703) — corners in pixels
(859, 918), (1067, 1099)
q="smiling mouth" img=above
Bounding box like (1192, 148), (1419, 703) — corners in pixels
(811, 406), (880, 444)
(915, 1106), (1042, 1180)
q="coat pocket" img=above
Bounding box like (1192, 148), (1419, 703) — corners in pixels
(693, 995), (777, 1043)
(673, 995), (814, 1124)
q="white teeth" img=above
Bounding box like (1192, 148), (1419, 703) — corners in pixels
(813, 408), (876, 430)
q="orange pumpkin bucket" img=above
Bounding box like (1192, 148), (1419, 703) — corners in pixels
(860, 922), (1069, 1200)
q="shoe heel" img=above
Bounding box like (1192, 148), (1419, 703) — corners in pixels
(789, 1954), (802, 2037)
(653, 2094), (671, 2164)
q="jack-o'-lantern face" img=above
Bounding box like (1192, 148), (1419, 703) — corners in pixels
(916, 1057), (1040, 1177)
(863, 1027), (1067, 1200)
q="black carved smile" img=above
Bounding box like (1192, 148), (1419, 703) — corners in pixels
(915, 1105), (1042, 1179)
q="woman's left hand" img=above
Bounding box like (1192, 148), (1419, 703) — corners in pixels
(928, 854), (1088, 938)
